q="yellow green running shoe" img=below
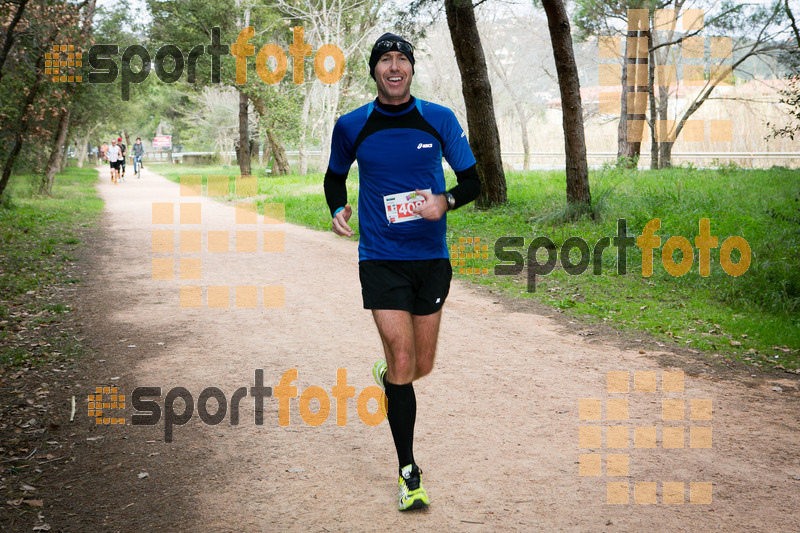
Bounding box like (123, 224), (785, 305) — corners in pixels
(372, 359), (388, 416)
(398, 464), (429, 511)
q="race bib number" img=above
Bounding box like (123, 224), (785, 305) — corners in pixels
(383, 189), (431, 223)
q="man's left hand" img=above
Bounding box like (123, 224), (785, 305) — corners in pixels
(413, 189), (447, 221)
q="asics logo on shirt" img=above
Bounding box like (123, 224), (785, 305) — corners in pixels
(417, 143), (433, 149)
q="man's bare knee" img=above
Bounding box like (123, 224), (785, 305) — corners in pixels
(414, 358), (434, 379)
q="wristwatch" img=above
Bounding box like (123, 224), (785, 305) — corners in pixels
(444, 192), (456, 211)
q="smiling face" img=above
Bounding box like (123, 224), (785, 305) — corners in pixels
(374, 51), (413, 106)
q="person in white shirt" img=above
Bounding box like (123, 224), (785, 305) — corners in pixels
(107, 139), (122, 184)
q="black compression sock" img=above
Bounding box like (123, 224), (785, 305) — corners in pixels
(383, 379), (416, 470)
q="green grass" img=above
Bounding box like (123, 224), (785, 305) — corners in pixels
(0, 166), (103, 368)
(147, 163), (800, 371)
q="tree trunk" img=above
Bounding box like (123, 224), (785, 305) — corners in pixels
(657, 87), (671, 168)
(76, 124), (98, 168)
(648, 32), (659, 170)
(40, 106), (72, 195)
(266, 130), (290, 175)
(238, 90), (251, 175)
(541, 0), (591, 212)
(444, 0), (506, 207)
(618, 27), (647, 167)
(59, 144), (69, 173)
(518, 104), (530, 171)
(0, 29), (53, 201)
(0, 0), (29, 83)
(298, 83), (312, 175)
(659, 140), (674, 167)
(617, 57), (629, 161)
(487, 48), (531, 171)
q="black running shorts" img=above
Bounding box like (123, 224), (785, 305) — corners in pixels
(110, 160), (121, 170)
(359, 259), (452, 315)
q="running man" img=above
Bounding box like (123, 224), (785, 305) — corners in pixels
(117, 137), (127, 181)
(132, 137), (145, 178)
(324, 33), (481, 511)
(107, 139), (121, 184)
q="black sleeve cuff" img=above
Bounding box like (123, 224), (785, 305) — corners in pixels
(324, 167), (349, 217)
(449, 164), (481, 209)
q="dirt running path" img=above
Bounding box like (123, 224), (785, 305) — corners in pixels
(78, 166), (799, 531)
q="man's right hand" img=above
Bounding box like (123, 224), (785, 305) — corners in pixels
(332, 204), (354, 237)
